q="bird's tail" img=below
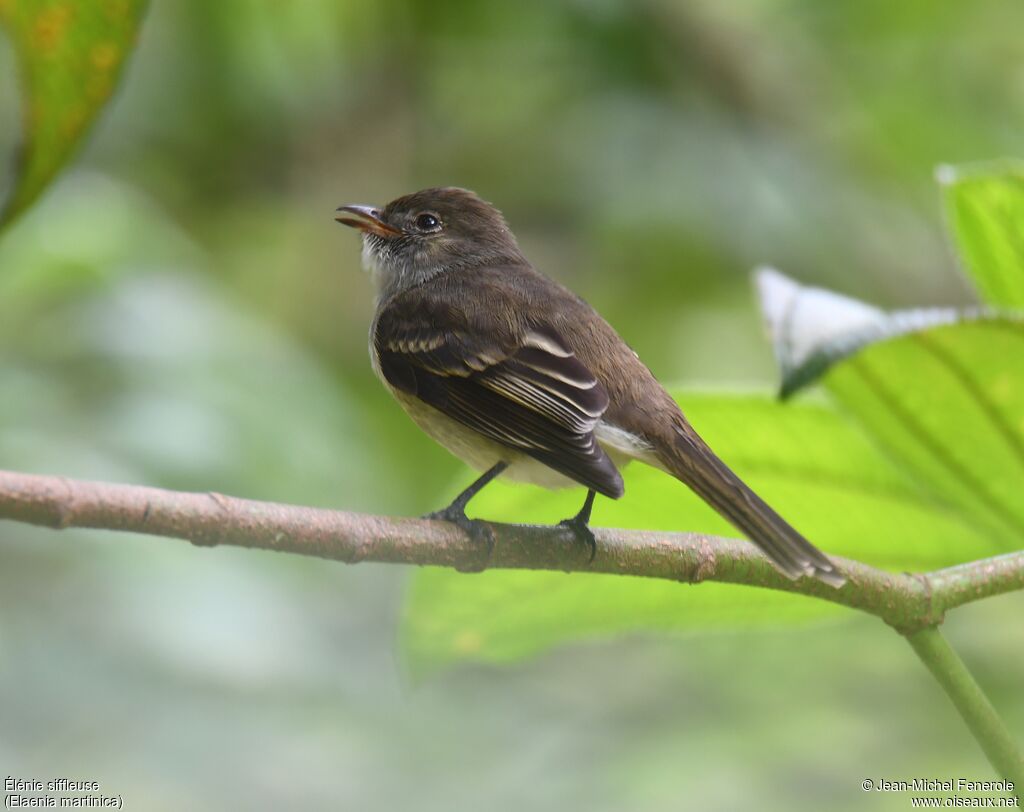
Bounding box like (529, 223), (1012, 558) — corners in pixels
(657, 417), (845, 588)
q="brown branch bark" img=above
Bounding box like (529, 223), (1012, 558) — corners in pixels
(1, 469), (1021, 633)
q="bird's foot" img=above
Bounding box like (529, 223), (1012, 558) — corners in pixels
(423, 503), (495, 572)
(558, 513), (598, 564)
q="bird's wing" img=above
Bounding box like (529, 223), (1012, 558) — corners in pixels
(374, 305), (624, 498)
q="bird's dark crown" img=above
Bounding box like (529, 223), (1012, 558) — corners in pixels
(380, 187), (517, 248)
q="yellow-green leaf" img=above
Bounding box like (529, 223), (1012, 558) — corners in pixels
(401, 393), (998, 678)
(756, 267), (969, 398)
(0, 0), (148, 227)
(757, 271), (1024, 547)
(824, 320), (1024, 548)
(940, 161), (1024, 308)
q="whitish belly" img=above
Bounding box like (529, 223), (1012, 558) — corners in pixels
(389, 389), (656, 491)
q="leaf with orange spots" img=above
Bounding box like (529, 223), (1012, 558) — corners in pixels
(0, 0), (148, 227)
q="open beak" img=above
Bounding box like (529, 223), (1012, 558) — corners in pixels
(335, 204), (402, 237)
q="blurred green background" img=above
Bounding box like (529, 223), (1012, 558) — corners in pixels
(1, 1), (1022, 809)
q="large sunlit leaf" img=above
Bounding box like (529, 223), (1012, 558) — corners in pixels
(0, 0), (148, 226)
(757, 269), (1024, 547)
(755, 267), (971, 398)
(939, 161), (1024, 308)
(824, 320), (1024, 549)
(402, 393), (999, 677)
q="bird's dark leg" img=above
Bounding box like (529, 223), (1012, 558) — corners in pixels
(559, 489), (598, 563)
(423, 461), (508, 570)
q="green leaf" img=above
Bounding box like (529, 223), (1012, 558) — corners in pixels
(755, 267), (972, 398)
(940, 161), (1024, 308)
(823, 320), (1024, 549)
(757, 269), (1024, 549)
(402, 393), (999, 677)
(0, 0), (148, 227)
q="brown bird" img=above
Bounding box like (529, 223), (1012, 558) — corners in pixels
(337, 187), (844, 587)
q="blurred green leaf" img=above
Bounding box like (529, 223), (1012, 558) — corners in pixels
(402, 393), (999, 677)
(0, 268), (379, 507)
(0, 0), (148, 227)
(940, 162), (1024, 308)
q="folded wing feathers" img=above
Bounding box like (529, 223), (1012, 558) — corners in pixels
(521, 328), (573, 358)
(376, 317), (624, 496)
(484, 372), (594, 434)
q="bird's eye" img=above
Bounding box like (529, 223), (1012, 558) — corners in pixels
(415, 212), (441, 232)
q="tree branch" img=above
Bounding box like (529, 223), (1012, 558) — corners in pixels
(1, 469), (1021, 633)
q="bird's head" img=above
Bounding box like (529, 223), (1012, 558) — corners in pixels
(336, 187), (523, 298)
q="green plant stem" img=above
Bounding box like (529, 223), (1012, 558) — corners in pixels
(906, 627), (1023, 797)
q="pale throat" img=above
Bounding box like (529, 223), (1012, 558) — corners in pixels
(361, 235), (446, 301)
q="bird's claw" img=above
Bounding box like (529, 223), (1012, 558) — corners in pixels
(423, 505), (495, 572)
(558, 515), (597, 564)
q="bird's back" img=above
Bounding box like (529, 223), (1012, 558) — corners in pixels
(426, 262), (684, 445)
